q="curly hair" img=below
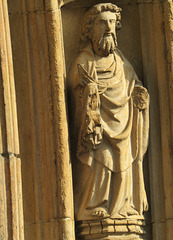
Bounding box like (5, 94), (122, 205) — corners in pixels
(81, 3), (122, 42)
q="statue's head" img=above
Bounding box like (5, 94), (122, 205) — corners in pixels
(81, 3), (122, 57)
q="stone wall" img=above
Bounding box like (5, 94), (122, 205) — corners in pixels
(0, 0), (172, 239)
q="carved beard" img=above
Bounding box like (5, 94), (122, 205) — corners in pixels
(92, 33), (117, 57)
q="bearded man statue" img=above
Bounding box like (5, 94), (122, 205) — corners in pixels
(68, 3), (149, 226)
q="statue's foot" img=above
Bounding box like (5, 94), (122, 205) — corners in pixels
(127, 207), (138, 216)
(91, 208), (110, 218)
(119, 206), (138, 217)
(143, 194), (149, 212)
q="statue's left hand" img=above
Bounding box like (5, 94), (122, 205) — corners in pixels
(132, 86), (149, 110)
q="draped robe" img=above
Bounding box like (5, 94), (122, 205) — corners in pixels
(68, 44), (149, 221)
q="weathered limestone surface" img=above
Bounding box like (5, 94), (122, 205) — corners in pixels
(68, 3), (149, 240)
(0, 0), (24, 239)
(139, 1), (173, 239)
(2, 0), (173, 239)
(63, 0), (173, 240)
(7, 0), (75, 239)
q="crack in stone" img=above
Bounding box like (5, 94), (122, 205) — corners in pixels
(100, 220), (103, 234)
(151, 217), (173, 225)
(88, 221), (91, 235)
(114, 220), (116, 233)
(25, 217), (74, 226)
(1, 153), (20, 159)
(8, 9), (59, 15)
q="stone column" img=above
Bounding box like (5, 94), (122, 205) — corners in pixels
(0, 0), (24, 239)
(139, 0), (173, 239)
(8, 0), (75, 239)
(45, 1), (75, 239)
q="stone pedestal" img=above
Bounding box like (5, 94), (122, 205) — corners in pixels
(76, 219), (146, 240)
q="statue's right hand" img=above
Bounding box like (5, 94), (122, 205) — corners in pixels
(83, 127), (102, 149)
(94, 126), (103, 147)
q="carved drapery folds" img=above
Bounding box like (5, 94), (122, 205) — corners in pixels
(68, 3), (149, 239)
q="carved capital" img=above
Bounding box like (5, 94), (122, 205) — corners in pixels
(59, 0), (75, 7)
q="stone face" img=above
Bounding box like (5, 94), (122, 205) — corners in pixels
(68, 3), (149, 239)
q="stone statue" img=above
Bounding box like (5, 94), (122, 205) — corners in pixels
(68, 3), (149, 224)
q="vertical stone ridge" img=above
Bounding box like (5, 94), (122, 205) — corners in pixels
(138, 2), (166, 239)
(19, 0), (57, 239)
(160, 1), (173, 239)
(44, 0), (75, 239)
(139, 0), (173, 239)
(0, 156), (8, 239)
(20, 0), (44, 238)
(8, 0), (75, 239)
(0, 0), (24, 239)
(1, 0), (19, 155)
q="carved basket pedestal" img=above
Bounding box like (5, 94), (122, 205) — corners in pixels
(76, 218), (146, 240)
